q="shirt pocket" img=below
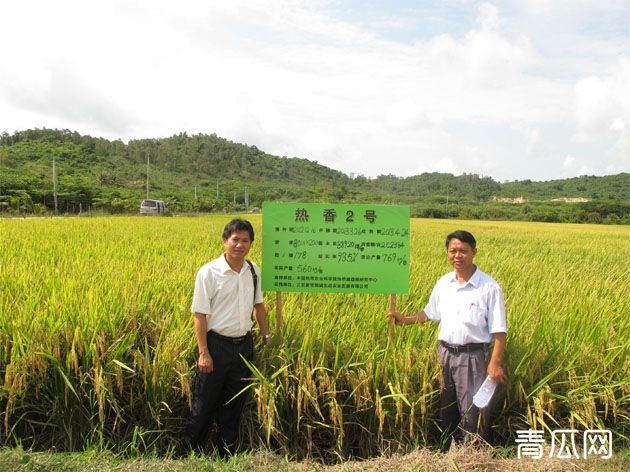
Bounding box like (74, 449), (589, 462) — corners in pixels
(215, 279), (238, 302)
(463, 302), (488, 329)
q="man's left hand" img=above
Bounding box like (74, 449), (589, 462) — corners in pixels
(487, 361), (507, 384)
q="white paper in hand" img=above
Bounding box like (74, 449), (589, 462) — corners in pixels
(473, 377), (496, 408)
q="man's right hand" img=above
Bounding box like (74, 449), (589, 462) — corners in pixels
(198, 351), (213, 373)
(388, 311), (405, 325)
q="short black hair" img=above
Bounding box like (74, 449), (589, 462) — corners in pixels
(445, 230), (476, 249)
(222, 218), (255, 241)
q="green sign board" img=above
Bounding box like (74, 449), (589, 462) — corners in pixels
(262, 202), (410, 294)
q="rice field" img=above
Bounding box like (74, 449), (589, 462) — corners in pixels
(0, 215), (628, 460)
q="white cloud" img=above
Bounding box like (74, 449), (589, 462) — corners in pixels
(2, 62), (132, 135)
(610, 119), (625, 131)
(561, 154), (596, 178)
(512, 124), (541, 154)
(572, 57), (630, 175)
(0, 0), (628, 181)
(477, 3), (501, 32)
(577, 165), (595, 176)
(574, 77), (616, 140)
(432, 159), (460, 174)
(563, 155), (575, 169)
(520, 0), (630, 15)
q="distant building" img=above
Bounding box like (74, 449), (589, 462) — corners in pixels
(551, 197), (591, 203)
(492, 196), (526, 203)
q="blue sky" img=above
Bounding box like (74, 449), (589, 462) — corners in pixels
(1, 0), (629, 182)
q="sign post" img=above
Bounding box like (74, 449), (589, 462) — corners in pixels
(388, 294), (397, 343)
(275, 291), (284, 331)
(262, 202), (410, 335)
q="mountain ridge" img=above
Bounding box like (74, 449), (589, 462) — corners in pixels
(1, 128), (628, 223)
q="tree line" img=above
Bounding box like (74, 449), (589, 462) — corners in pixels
(1, 128), (628, 224)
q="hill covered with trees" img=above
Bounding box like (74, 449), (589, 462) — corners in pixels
(1, 128), (628, 223)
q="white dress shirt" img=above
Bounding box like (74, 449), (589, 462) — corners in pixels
(191, 254), (263, 337)
(424, 266), (507, 345)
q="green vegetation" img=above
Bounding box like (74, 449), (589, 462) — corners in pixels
(1, 216), (628, 461)
(1, 128), (628, 223)
(1, 445), (628, 471)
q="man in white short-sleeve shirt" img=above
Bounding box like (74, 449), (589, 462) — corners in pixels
(389, 230), (507, 450)
(183, 219), (270, 456)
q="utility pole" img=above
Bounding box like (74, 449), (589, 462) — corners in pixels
(446, 192), (449, 218)
(244, 187), (249, 210)
(194, 185), (197, 200)
(146, 153), (150, 200)
(52, 156), (58, 214)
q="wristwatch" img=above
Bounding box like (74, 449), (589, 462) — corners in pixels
(263, 333), (271, 342)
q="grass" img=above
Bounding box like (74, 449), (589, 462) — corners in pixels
(1, 216), (628, 460)
(1, 445), (628, 471)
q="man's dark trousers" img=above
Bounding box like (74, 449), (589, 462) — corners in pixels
(438, 343), (491, 451)
(184, 331), (254, 455)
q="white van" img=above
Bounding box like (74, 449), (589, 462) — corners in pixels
(140, 199), (169, 215)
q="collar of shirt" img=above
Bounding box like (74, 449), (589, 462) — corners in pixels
(447, 265), (480, 288)
(217, 253), (247, 275)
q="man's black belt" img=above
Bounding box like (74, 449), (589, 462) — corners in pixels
(208, 330), (250, 344)
(440, 340), (486, 354)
